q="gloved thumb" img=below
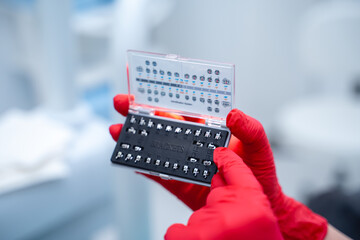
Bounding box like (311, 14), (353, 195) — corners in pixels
(165, 223), (198, 240)
(213, 148), (261, 189)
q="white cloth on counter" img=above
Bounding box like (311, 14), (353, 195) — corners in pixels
(0, 109), (74, 195)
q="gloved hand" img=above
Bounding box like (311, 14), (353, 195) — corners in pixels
(165, 148), (284, 240)
(226, 109), (328, 240)
(110, 94), (210, 211)
(110, 94), (328, 240)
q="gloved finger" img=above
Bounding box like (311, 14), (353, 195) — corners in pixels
(213, 148), (261, 189)
(211, 173), (226, 190)
(113, 94), (135, 116)
(155, 110), (185, 121)
(109, 124), (123, 141)
(226, 109), (268, 147)
(227, 135), (245, 157)
(226, 109), (274, 172)
(165, 223), (198, 240)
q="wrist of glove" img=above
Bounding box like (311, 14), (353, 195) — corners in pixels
(273, 192), (328, 240)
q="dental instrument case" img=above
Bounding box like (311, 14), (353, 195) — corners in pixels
(111, 50), (235, 186)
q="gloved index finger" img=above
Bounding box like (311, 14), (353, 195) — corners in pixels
(226, 109), (268, 146)
(213, 148), (261, 189)
(113, 94), (134, 116)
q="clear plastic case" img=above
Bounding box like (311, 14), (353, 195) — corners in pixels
(111, 50), (235, 186)
(127, 50), (235, 123)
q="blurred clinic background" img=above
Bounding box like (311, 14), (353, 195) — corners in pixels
(0, 0), (360, 239)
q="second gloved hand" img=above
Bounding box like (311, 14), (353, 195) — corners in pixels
(226, 109), (328, 240)
(165, 148), (284, 240)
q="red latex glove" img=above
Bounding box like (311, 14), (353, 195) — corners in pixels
(110, 94), (209, 211)
(110, 94), (328, 239)
(165, 148), (284, 240)
(226, 109), (328, 239)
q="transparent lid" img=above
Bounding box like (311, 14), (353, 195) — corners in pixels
(127, 50), (235, 122)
